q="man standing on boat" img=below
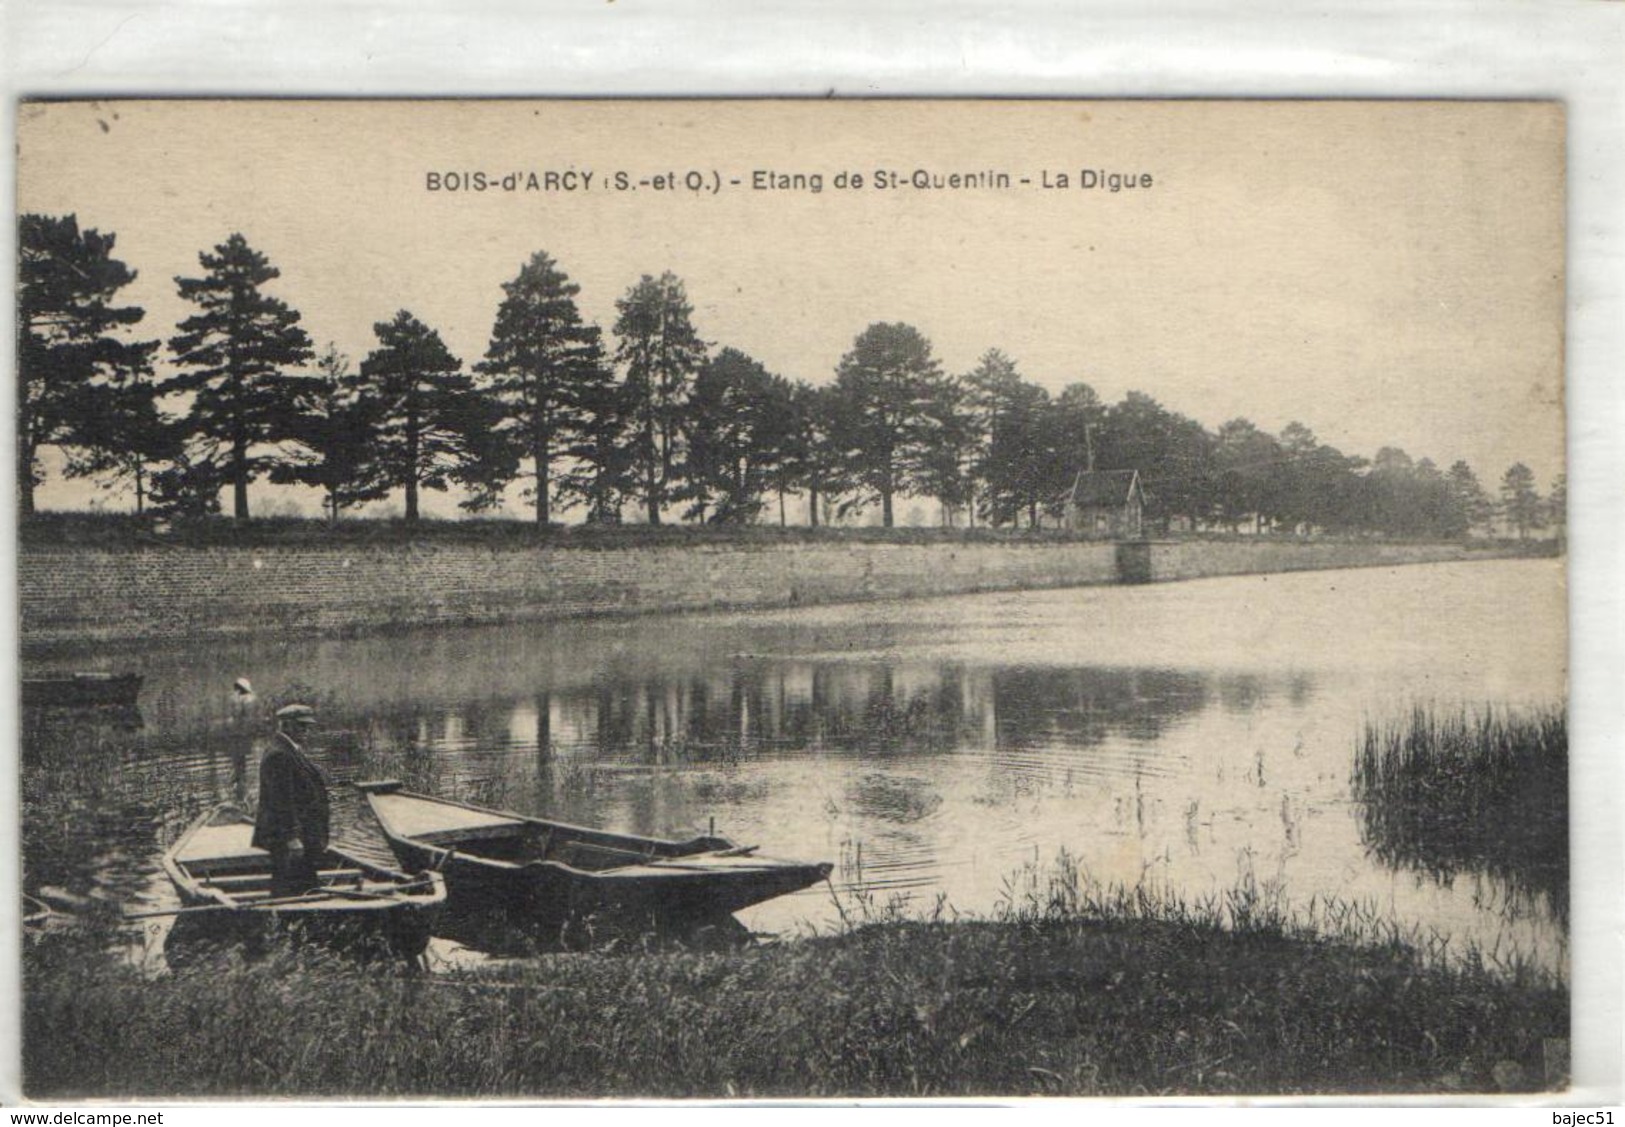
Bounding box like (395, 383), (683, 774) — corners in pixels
(253, 704), (331, 897)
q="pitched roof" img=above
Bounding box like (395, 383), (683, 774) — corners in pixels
(1066, 469), (1142, 507)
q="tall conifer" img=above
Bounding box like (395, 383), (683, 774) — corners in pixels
(167, 234), (313, 520)
(828, 322), (943, 528)
(478, 252), (611, 525)
(18, 213), (153, 515)
(359, 310), (479, 523)
(613, 272), (707, 524)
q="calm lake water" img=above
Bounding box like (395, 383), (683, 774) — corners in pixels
(21, 557), (1568, 973)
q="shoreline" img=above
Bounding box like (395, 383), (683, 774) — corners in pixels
(19, 533), (1553, 652)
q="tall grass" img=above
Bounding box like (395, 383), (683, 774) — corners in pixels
(24, 851), (1569, 1101)
(1353, 705), (1567, 925)
(986, 847), (1560, 989)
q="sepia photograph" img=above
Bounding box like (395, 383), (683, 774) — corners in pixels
(13, 98), (1572, 1100)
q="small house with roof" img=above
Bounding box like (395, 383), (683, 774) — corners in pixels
(1063, 469), (1146, 539)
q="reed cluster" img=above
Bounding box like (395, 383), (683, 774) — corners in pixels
(1352, 704), (1567, 924)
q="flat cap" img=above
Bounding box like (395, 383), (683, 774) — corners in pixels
(275, 703), (318, 725)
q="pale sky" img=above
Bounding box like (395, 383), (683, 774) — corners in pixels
(16, 99), (1566, 516)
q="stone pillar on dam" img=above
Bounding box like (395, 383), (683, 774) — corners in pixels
(1114, 539), (1156, 584)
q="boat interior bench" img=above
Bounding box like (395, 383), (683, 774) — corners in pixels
(200, 868), (367, 897)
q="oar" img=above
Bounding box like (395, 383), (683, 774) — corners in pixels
(651, 844), (764, 869)
(123, 880), (437, 921)
(319, 881), (438, 901)
(124, 890), (340, 920)
(620, 855), (775, 873)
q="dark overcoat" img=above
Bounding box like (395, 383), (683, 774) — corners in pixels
(251, 732), (331, 854)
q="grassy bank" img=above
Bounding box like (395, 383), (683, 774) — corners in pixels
(20, 511), (1090, 550)
(1353, 705), (1568, 925)
(24, 874), (1567, 1100)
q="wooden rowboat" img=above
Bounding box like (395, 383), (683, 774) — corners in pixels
(160, 804), (445, 963)
(356, 780), (832, 940)
(23, 672), (143, 709)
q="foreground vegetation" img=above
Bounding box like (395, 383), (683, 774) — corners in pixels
(1354, 704), (1568, 926)
(24, 863), (1567, 1100)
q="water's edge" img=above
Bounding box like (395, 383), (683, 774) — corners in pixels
(20, 538), (1550, 651)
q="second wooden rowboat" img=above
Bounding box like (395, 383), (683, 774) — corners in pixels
(356, 780), (832, 938)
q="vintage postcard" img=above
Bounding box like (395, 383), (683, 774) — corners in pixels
(14, 100), (1568, 1100)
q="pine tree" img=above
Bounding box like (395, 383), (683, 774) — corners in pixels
(167, 234), (314, 520)
(1213, 418), (1285, 533)
(1499, 462), (1544, 540)
(269, 346), (391, 521)
(755, 374), (803, 528)
(679, 347), (791, 524)
(1278, 422), (1366, 535)
(558, 375), (637, 524)
(971, 363), (1069, 529)
(828, 322), (943, 528)
(781, 381), (848, 527)
(1043, 383), (1108, 523)
(1099, 392), (1215, 530)
(18, 213), (153, 515)
(1445, 461), (1493, 537)
(914, 373), (977, 525)
(1547, 473), (1567, 540)
(962, 350), (1030, 526)
(613, 272), (707, 524)
(148, 448), (228, 519)
(65, 342), (173, 514)
(358, 310), (479, 523)
(478, 251), (613, 525)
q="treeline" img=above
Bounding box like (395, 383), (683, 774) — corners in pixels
(19, 214), (1564, 539)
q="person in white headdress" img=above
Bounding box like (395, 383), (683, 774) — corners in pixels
(226, 677), (259, 803)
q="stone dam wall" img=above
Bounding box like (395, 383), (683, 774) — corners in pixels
(1114, 538), (1516, 584)
(17, 538), (1540, 649)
